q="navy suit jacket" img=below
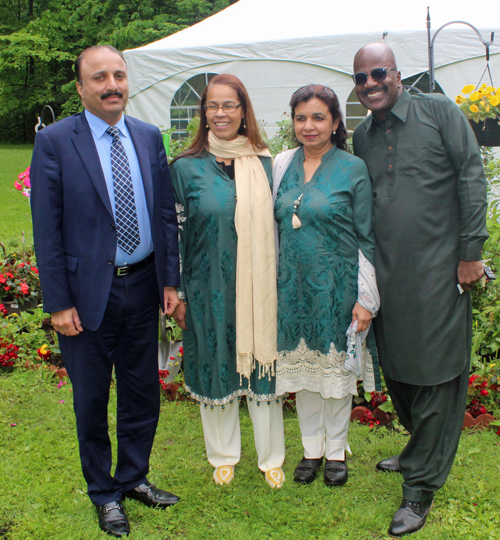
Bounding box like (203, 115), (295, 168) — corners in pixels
(31, 112), (180, 331)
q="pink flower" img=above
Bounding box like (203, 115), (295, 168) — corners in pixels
(59, 400), (65, 404)
(14, 180), (23, 191)
(57, 381), (66, 388)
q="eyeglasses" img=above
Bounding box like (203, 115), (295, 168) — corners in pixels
(352, 68), (398, 86)
(204, 103), (243, 113)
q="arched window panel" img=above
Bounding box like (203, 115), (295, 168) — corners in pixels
(170, 73), (218, 140)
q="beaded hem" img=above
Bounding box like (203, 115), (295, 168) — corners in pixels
(185, 384), (279, 406)
(276, 338), (375, 399)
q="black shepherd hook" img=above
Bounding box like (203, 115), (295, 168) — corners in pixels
(427, 7), (495, 93)
(34, 105), (56, 133)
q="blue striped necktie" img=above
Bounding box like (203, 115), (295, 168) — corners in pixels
(106, 126), (140, 255)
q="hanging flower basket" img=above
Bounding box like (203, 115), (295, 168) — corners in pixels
(456, 84), (500, 146)
(469, 117), (500, 147)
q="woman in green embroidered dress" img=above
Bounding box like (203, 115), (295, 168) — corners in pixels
(273, 84), (380, 487)
(170, 74), (285, 488)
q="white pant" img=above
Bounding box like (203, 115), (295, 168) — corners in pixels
(199, 398), (285, 471)
(296, 390), (352, 461)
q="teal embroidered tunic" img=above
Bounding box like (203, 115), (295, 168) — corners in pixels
(274, 146), (379, 398)
(170, 152), (278, 405)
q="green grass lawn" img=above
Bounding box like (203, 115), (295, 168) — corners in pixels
(1, 368), (499, 540)
(0, 144), (34, 248)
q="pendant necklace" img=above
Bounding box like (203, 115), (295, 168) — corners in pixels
(292, 193), (303, 229)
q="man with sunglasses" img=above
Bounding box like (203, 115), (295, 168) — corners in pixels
(352, 43), (488, 538)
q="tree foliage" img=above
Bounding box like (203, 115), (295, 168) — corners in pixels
(0, 0), (236, 142)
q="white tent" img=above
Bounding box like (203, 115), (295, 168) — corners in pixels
(123, 0), (500, 136)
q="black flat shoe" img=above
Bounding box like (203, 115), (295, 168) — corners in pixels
(293, 457), (323, 484)
(376, 455), (401, 473)
(96, 501), (130, 537)
(388, 498), (433, 538)
(125, 481), (180, 508)
(324, 459), (348, 486)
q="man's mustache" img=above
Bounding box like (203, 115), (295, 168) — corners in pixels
(101, 91), (123, 100)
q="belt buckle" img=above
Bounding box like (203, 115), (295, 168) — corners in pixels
(116, 265), (129, 276)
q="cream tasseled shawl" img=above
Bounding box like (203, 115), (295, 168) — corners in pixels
(208, 132), (277, 383)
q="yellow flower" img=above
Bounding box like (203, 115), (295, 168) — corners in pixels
(491, 96), (500, 107)
(39, 344), (49, 354)
(480, 83), (487, 91)
(462, 84), (475, 94)
(485, 104), (490, 112)
(455, 95), (465, 104)
(469, 104), (479, 113)
(485, 87), (494, 94)
(470, 92), (481, 102)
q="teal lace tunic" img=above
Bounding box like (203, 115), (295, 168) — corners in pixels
(170, 152), (278, 405)
(274, 146), (379, 399)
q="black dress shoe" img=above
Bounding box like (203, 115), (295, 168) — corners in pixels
(376, 455), (401, 473)
(125, 481), (180, 508)
(388, 498), (433, 538)
(96, 501), (130, 537)
(324, 459), (348, 486)
(293, 457), (323, 484)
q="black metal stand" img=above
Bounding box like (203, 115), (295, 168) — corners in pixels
(427, 8), (495, 93)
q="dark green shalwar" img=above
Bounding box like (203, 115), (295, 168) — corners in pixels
(353, 91), (488, 502)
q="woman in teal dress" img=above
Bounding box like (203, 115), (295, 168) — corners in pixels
(170, 74), (285, 488)
(273, 84), (380, 487)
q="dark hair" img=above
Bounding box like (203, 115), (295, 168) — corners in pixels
(290, 84), (347, 151)
(75, 45), (125, 84)
(173, 74), (268, 162)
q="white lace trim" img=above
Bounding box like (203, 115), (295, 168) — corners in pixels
(185, 384), (280, 406)
(276, 338), (375, 399)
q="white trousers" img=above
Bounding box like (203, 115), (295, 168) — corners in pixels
(199, 398), (285, 471)
(296, 390), (352, 461)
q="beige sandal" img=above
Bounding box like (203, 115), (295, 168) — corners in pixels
(213, 465), (234, 485)
(265, 467), (285, 489)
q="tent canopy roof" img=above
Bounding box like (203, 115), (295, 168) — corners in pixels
(124, 0), (499, 98)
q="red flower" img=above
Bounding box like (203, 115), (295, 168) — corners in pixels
(0, 275), (5, 284)
(480, 389), (489, 396)
(20, 283), (29, 295)
(480, 380), (488, 388)
(30, 267), (38, 274)
(0, 304), (7, 317)
(469, 374), (479, 385)
(37, 345), (52, 360)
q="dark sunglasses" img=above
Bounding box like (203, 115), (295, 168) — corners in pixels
(352, 67), (398, 86)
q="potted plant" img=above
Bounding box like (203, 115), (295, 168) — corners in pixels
(456, 84), (500, 146)
(0, 247), (41, 313)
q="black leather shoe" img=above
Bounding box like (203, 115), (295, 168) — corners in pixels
(96, 501), (130, 537)
(376, 455), (401, 473)
(388, 498), (433, 538)
(293, 457), (323, 484)
(324, 459), (348, 486)
(125, 481), (180, 508)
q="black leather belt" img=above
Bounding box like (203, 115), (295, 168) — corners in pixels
(114, 252), (155, 277)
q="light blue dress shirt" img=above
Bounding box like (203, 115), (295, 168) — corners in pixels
(85, 109), (154, 266)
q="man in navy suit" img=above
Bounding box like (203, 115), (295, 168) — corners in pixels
(31, 45), (180, 537)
